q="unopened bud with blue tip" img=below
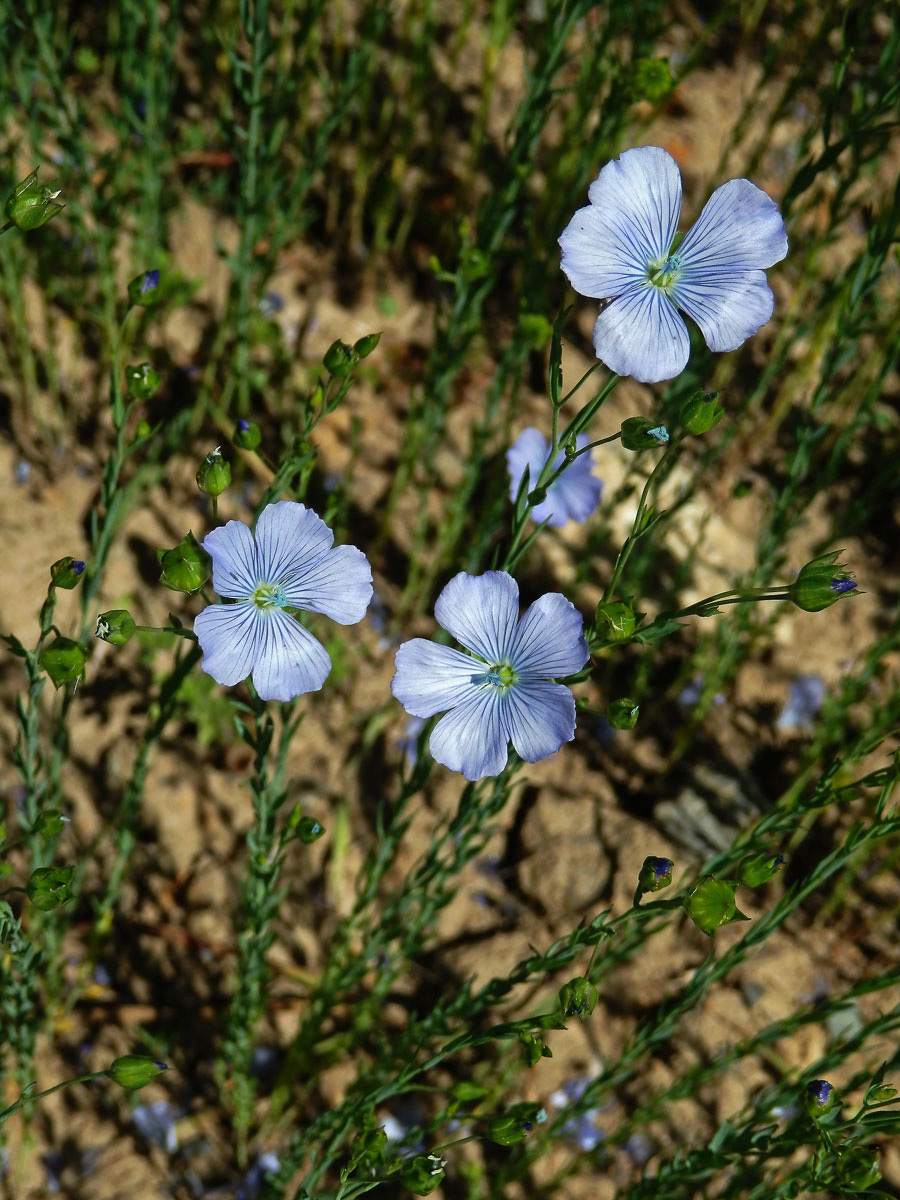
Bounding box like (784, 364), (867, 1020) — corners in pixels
(127, 268), (161, 307)
(789, 551), (857, 612)
(233, 418), (262, 450)
(621, 418), (669, 451)
(638, 856), (673, 895)
(738, 852), (785, 888)
(802, 1079), (837, 1120)
(106, 1055), (169, 1090)
(50, 557), (85, 590)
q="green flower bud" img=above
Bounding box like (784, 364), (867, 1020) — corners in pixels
(518, 1030), (551, 1068)
(4, 168), (64, 231)
(683, 875), (749, 937)
(348, 1127), (387, 1170)
(127, 268), (161, 307)
(679, 390), (724, 435)
(620, 417), (669, 451)
(789, 551), (857, 612)
(737, 852), (785, 888)
(353, 332), (381, 359)
(157, 531), (211, 593)
(95, 609), (137, 646)
(559, 976), (598, 1020)
(638, 856), (673, 895)
(518, 312), (553, 349)
(399, 1153), (446, 1196)
(106, 1055), (169, 1090)
(233, 418), (262, 450)
(607, 697), (639, 730)
(125, 362), (162, 401)
(450, 1081), (489, 1103)
(50, 556), (86, 589)
(196, 446), (231, 497)
(323, 338), (358, 376)
(594, 600), (636, 642)
(486, 1102), (545, 1146)
(631, 57), (674, 102)
(835, 1146), (880, 1191)
(296, 817), (325, 844)
(39, 637), (87, 688)
(31, 810), (69, 839)
(26, 865), (74, 910)
(136, 419), (152, 438)
(802, 1079), (837, 1119)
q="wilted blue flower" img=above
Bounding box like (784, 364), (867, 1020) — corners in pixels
(506, 428), (603, 527)
(559, 145), (788, 383)
(194, 500), (372, 701)
(132, 1100), (178, 1153)
(392, 571), (588, 780)
(776, 674), (825, 731)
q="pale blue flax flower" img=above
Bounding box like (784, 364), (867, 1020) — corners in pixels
(391, 571), (589, 781)
(559, 145), (788, 383)
(194, 500), (372, 701)
(506, 428), (602, 527)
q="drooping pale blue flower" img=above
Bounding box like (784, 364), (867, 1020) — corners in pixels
(194, 500), (372, 702)
(506, 428), (603, 527)
(559, 145), (788, 383)
(391, 571), (589, 781)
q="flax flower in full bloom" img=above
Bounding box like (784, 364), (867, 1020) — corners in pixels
(392, 571), (589, 781)
(194, 500), (372, 701)
(506, 428), (603, 528)
(559, 145), (788, 383)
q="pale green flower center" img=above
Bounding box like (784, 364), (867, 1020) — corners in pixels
(480, 662), (517, 690)
(252, 582), (289, 610)
(647, 249), (683, 294)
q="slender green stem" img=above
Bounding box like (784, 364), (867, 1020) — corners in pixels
(0, 1072), (106, 1126)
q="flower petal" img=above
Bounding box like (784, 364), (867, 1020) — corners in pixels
(505, 681), (576, 763)
(671, 268), (776, 352)
(392, 639), (483, 717)
(250, 607), (332, 701)
(254, 501), (334, 583)
(428, 689), (510, 780)
(550, 445), (603, 526)
(281, 544), (373, 623)
(506, 428), (549, 506)
(194, 601), (261, 686)
(559, 146), (682, 299)
(592, 286), (690, 383)
(511, 593), (589, 678)
(678, 178), (788, 272)
(203, 521), (257, 599)
(434, 571), (520, 662)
